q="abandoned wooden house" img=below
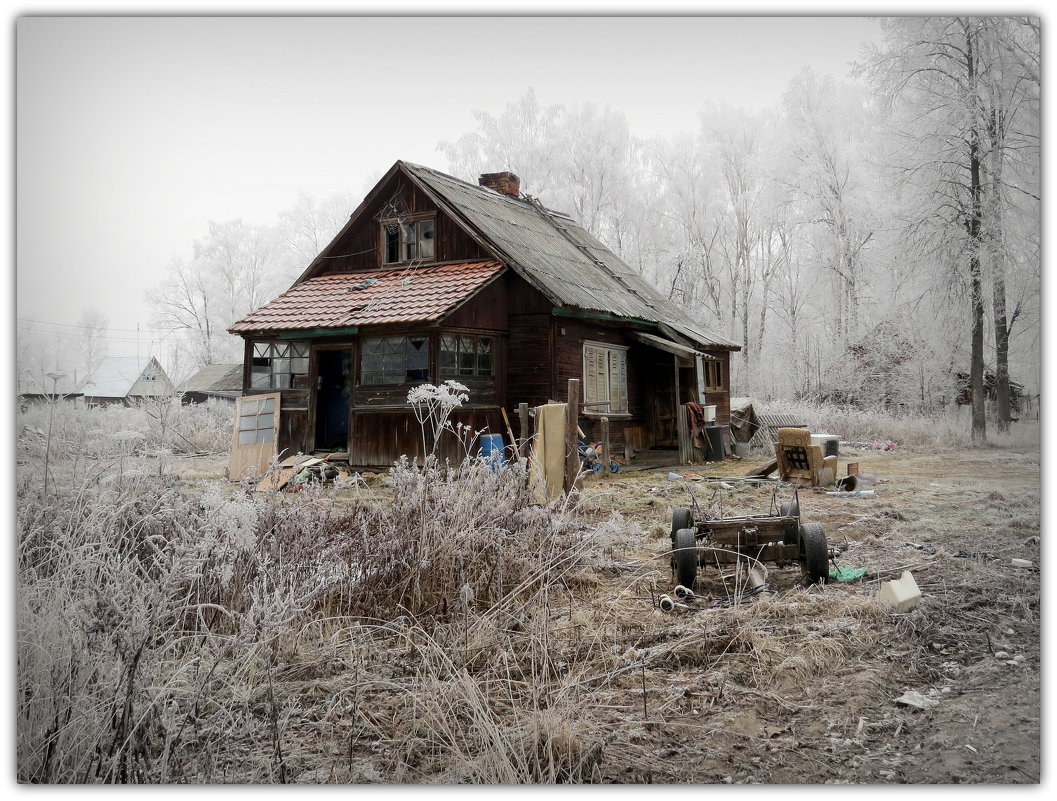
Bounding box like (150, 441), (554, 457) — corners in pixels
(229, 161), (739, 469)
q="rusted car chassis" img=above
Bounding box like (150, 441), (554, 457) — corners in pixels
(670, 497), (830, 588)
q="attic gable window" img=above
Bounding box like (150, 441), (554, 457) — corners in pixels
(382, 217), (435, 263)
(583, 342), (629, 415)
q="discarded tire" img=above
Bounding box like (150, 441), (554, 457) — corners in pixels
(674, 527), (698, 589)
(671, 507), (693, 548)
(799, 522), (829, 585)
(780, 500), (800, 545)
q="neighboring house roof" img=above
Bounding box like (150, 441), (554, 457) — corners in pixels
(230, 260), (505, 333)
(82, 356), (164, 398)
(181, 363), (244, 393)
(18, 371), (83, 396)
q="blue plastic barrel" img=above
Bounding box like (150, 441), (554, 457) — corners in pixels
(479, 434), (506, 469)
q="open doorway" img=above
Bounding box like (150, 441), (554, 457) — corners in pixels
(315, 349), (351, 451)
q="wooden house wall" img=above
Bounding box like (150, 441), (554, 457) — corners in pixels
(347, 408), (501, 468)
(505, 276), (558, 412)
(314, 173), (492, 276)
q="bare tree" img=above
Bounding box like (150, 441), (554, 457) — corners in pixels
(76, 306), (109, 383)
(862, 17), (1008, 442)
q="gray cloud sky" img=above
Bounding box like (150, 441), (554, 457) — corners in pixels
(16, 14), (884, 355)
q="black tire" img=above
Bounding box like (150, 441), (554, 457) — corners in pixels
(671, 507), (693, 548)
(799, 522), (829, 585)
(674, 528), (698, 589)
(780, 500), (801, 545)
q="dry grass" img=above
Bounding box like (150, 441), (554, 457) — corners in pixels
(15, 400), (1041, 784)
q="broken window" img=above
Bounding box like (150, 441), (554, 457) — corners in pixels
(582, 342), (629, 414)
(360, 335), (429, 385)
(439, 333), (493, 377)
(382, 217), (435, 263)
(251, 342), (310, 389)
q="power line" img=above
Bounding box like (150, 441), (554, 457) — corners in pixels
(16, 316), (170, 334)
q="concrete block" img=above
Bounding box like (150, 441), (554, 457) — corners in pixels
(878, 570), (921, 613)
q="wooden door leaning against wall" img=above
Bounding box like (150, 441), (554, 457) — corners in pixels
(229, 392), (281, 479)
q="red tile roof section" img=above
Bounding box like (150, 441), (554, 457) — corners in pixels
(228, 261), (505, 333)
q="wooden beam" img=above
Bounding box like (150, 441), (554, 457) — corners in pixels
(564, 378), (581, 494)
(518, 402), (529, 459)
(600, 416), (610, 479)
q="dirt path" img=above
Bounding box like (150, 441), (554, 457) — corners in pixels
(569, 441), (1041, 783)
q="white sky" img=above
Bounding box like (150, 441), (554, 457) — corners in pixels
(14, 12), (886, 356)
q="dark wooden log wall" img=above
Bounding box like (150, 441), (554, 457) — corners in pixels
(348, 408), (502, 468)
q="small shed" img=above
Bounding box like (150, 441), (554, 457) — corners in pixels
(181, 363), (243, 405)
(81, 356), (174, 407)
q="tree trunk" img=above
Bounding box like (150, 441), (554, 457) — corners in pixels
(966, 28), (987, 443)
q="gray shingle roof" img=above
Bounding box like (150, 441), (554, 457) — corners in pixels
(402, 162), (738, 350)
(181, 363), (244, 393)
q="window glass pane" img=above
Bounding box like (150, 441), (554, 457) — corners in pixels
(253, 343), (270, 357)
(239, 414), (258, 431)
(262, 396), (276, 413)
(419, 219), (435, 259)
(257, 413), (274, 430)
(291, 357), (309, 374)
(290, 342), (309, 357)
(238, 429), (257, 445)
(478, 353), (492, 375)
(274, 373), (291, 389)
(385, 224), (400, 263)
(273, 343), (289, 358)
(272, 358), (289, 376)
(479, 337), (492, 354)
(460, 351), (475, 375)
(258, 428), (274, 444)
(441, 334), (457, 352)
(401, 223), (416, 242)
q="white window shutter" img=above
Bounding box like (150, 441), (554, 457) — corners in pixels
(608, 349), (628, 413)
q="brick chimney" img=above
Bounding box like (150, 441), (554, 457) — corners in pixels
(478, 171), (521, 198)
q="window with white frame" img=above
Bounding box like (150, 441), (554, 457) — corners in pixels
(583, 342), (629, 414)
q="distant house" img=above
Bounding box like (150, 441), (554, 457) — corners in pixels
(81, 356), (174, 407)
(229, 160), (739, 467)
(17, 370), (83, 410)
(180, 363), (243, 405)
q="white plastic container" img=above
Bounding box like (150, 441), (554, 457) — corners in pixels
(703, 405), (717, 423)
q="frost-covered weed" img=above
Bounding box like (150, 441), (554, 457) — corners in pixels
(759, 400), (1039, 451)
(17, 409), (605, 782)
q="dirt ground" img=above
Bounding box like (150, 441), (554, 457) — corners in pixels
(566, 437), (1042, 784)
(167, 432), (1042, 785)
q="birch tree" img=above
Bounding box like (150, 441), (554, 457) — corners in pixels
(863, 17), (1000, 441)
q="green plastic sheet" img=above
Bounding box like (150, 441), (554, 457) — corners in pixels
(828, 566), (867, 582)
